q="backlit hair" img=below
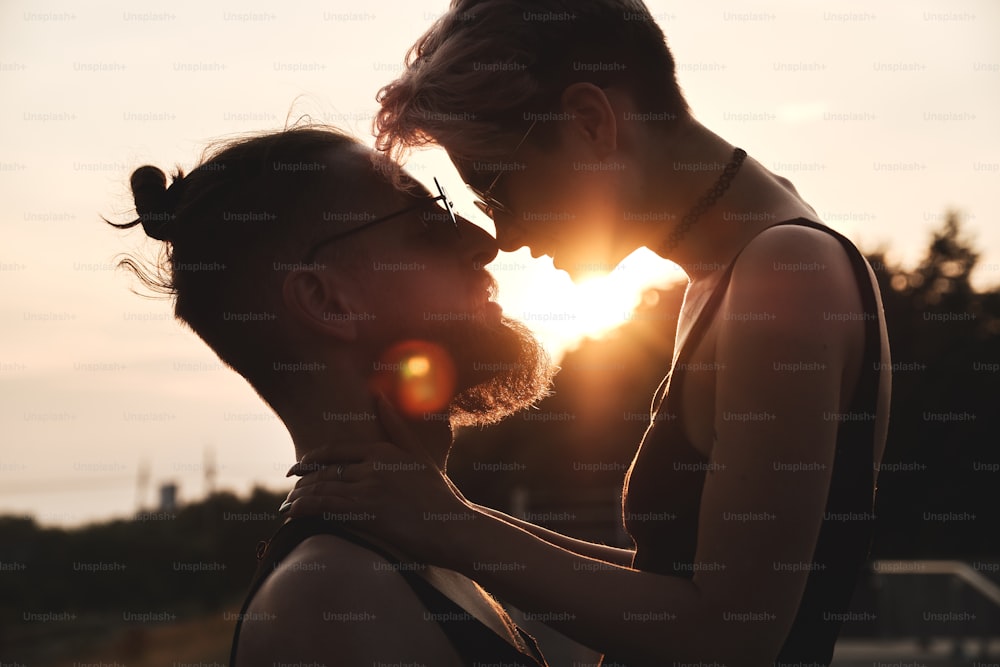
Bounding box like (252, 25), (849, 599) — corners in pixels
(106, 126), (397, 410)
(375, 0), (688, 166)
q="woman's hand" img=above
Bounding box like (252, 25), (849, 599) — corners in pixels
(281, 396), (474, 564)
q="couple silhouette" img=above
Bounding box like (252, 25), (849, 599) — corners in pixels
(109, 2), (890, 665)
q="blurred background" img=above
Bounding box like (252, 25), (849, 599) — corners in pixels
(1, 0), (998, 664)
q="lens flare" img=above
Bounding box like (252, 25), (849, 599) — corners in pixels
(403, 355), (431, 377)
(370, 340), (456, 417)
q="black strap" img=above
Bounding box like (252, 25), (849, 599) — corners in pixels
(229, 517), (547, 666)
(662, 217), (882, 512)
(655, 218), (881, 413)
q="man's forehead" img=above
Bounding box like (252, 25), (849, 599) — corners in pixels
(394, 171), (433, 199)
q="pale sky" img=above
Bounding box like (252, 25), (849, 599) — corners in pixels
(1, 0), (998, 526)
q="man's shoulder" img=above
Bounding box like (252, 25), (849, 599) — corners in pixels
(235, 532), (462, 666)
(248, 531), (426, 615)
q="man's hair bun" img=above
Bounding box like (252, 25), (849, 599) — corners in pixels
(130, 165), (181, 241)
(131, 166), (167, 214)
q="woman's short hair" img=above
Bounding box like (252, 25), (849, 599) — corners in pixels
(375, 0), (688, 164)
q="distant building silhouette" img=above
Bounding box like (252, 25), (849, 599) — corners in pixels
(204, 445), (217, 496)
(134, 458), (150, 512)
(158, 482), (178, 513)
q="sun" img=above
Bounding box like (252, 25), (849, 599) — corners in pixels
(490, 247), (686, 360)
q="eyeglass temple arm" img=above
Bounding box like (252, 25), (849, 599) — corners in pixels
(303, 205), (420, 262)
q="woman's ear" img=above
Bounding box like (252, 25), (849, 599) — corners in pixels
(558, 82), (619, 158)
(281, 269), (359, 341)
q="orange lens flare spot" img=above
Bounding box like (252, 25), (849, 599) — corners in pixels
(370, 340), (456, 417)
(403, 355), (431, 378)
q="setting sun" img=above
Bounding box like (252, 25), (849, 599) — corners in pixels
(491, 247), (686, 360)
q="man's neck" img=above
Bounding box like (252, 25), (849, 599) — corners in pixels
(279, 374), (454, 470)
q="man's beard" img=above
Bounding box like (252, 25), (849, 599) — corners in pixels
(432, 312), (556, 428)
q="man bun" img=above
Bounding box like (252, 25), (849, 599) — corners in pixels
(130, 165), (181, 241)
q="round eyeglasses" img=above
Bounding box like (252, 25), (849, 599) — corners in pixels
(468, 119), (537, 220)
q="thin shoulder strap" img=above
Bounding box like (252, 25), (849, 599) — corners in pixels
(775, 220), (883, 410)
(654, 218), (882, 414)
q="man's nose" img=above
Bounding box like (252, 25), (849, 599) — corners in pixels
(458, 218), (499, 268)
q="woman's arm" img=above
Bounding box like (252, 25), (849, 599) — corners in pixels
(470, 503), (635, 567)
(290, 442), (635, 567)
(435, 466), (635, 566)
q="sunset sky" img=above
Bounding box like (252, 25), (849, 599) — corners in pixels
(1, 0), (997, 526)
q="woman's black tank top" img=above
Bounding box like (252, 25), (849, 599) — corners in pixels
(614, 219), (884, 667)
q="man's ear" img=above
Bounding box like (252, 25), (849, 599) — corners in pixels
(282, 269), (360, 342)
(558, 82), (618, 158)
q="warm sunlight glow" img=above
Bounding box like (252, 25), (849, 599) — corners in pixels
(400, 152), (688, 362)
(495, 248), (687, 360)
